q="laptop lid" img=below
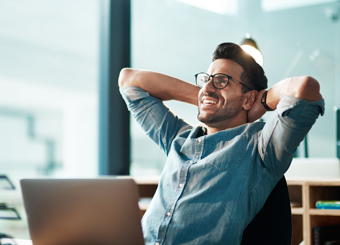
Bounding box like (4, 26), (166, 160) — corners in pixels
(20, 178), (144, 245)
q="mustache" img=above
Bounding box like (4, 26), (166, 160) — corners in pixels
(200, 92), (219, 101)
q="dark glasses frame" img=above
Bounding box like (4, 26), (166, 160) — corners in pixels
(195, 72), (252, 91)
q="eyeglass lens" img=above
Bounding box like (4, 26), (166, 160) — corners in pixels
(196, 73), (229, 89)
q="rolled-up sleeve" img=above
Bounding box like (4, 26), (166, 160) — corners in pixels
(120, 86), (192, 155)
(258, 95), (325, 178)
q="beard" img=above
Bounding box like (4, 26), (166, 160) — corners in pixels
(197, 93), (244, 125)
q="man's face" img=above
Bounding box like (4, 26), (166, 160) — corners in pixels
(197, 58), (246, 126)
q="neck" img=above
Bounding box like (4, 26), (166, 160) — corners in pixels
(205, 111), (248, 135)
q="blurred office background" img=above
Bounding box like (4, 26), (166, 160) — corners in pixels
(0, 0), (339, 239)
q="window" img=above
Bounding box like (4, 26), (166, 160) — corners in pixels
(0, 0), (99, 238)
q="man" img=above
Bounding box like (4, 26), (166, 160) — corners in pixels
(119, 42), (324, 244)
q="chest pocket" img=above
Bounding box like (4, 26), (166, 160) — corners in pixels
(204, 135), (248, 171)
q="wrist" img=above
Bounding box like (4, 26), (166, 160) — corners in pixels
(261, 90), (274, 111)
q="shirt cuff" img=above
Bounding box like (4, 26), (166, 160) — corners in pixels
(276, 95), (325, 117)
(119, 86), (151, 103)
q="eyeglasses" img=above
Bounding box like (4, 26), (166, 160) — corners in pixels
(195, 72), (252, 91)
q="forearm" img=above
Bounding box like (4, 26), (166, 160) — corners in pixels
(118, 68), (199, 106)
(266, 76), (322, 110)
(248, 76), (322, 122)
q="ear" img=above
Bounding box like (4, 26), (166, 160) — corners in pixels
(242, 90), (259, 111)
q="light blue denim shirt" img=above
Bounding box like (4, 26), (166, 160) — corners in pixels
(120, 86), (324, 245)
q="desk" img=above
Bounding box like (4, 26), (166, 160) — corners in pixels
(134, 176), (159, 217)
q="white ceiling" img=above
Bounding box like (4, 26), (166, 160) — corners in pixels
(262, 0), (338, 12)
(176, 0), (238, 15)
(177, 0), (338, 13)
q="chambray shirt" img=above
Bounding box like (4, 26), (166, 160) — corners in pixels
(120, 86), (324, 245)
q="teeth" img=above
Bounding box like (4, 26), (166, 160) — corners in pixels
(203, 100), (217, 104)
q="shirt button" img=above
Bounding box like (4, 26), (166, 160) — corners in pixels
(197, 138), (202, 143)
(155, 243), (160, 245)
(189, 160), (193, 164)
(167, 212), (171, 217)
(179, 183), (183, 188)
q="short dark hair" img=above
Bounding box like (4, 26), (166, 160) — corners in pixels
(212, 42), (268, 92)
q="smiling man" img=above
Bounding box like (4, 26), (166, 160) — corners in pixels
(118, 42), (324, 245)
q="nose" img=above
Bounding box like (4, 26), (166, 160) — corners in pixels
(201, 77), (216, 92)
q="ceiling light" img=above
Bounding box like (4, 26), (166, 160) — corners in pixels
(240, 34), (264, 66)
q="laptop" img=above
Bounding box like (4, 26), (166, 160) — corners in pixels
(20, 178), (145, 245)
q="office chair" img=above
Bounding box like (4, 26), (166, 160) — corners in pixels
(241, 176), (292, 245)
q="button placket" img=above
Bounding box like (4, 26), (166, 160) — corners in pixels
(195, 136), (204, 160)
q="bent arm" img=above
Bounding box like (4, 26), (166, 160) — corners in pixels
(258, 76), (324, 177)
(248, 76), (322, 122)
(118, 68), (200, 106)
(266, 76), (322, 109)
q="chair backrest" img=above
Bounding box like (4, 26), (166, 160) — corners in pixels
(240, 176), (292, 245)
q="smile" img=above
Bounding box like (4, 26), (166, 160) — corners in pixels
(202, 99), (217, 105)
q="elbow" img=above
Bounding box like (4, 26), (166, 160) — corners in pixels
(295, 76), (322, 102)
(118, 68), (133, 88)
